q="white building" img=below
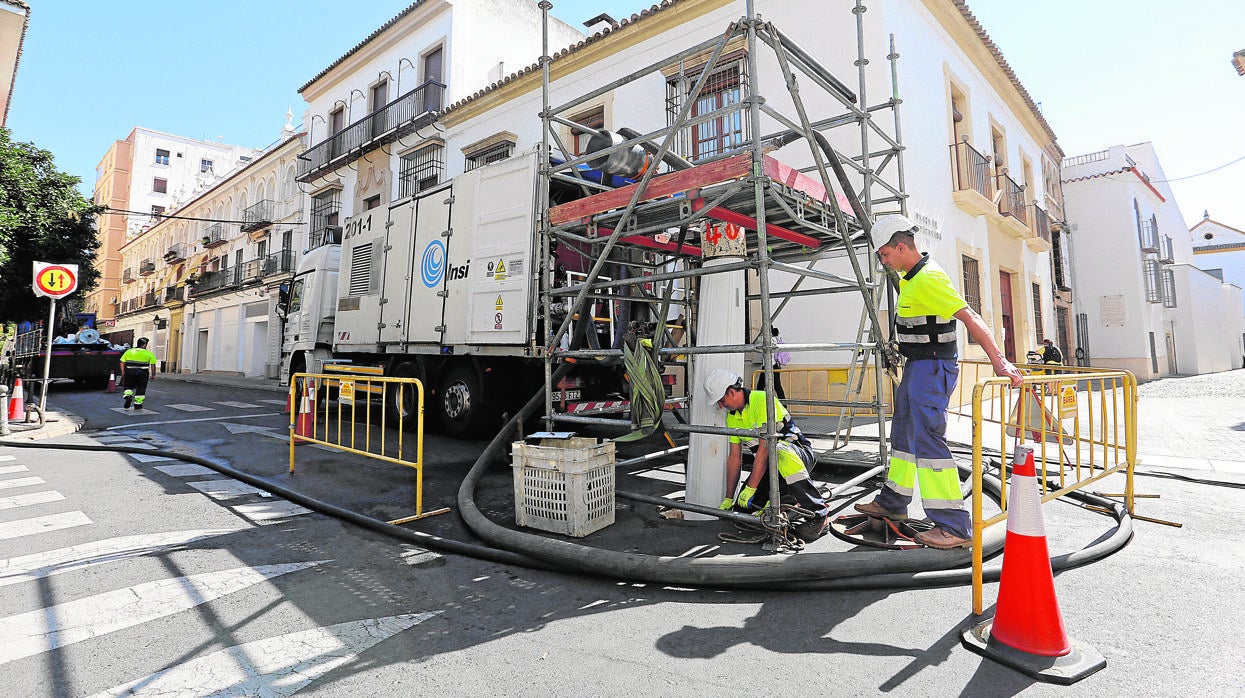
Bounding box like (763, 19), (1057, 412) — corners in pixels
(1062, 143), (1244, 377)
(1190, 214), (1245, 364)
(296, 0), (1067, 382)
(116, 119), (307, 378)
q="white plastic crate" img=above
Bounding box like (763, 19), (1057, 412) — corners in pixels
(512, 436), (615, 537)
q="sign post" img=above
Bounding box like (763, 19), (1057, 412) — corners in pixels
(32, 262), (79, 413)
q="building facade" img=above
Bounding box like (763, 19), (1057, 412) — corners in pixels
(1063, 143), (1244, 377)
(292, 0), (1067, 381)
(114, 126), (306, 378)
(87, 128), (260, 329)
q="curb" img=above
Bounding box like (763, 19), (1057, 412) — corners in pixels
(0, 409), (85, 442)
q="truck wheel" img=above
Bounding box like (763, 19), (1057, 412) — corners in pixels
(436, 362), (490, 438)
(386, 361), (422, 430)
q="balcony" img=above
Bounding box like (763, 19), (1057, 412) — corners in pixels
(1158, 235), (1174, 263)
(122, 268), (135, 284)
(949, 141), (997, 217)
(142, 290), (160, 308)
(164, 243), (188, 263)
(165, 285), (184, 304)
(190, 269), (235, 296)
(297, 80), (446, 183)
(1139, 218), (1159, 253)
(261, 249), (295, 277)
(1026, 203), (1053, 252)
(242, 199), (274, 233)
(202, 223), (229, 248)
(139, 260), (156, 276)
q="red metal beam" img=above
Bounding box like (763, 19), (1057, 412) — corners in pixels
(693, 200), (822, 249)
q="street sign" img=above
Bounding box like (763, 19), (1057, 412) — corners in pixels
(33, 262), (79, 299)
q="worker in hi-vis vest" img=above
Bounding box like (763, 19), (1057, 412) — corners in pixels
(855, 215), (1023, 549)
(119, 337), (158, 409)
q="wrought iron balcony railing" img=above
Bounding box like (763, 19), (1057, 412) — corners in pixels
(241, 199), (274, 232)
(261, 249), (295, 277)
(996, 172), (1027, 224)
(165, 285), (185, 303)
(949, 141), (995, 201)
(122, 268), (135, 284)
(164, 243), (187, 263)
(203, 223), (229, 248)
(297, 80), (446, 182)
(1029, 203), (1052, 245)
(139, 260), (156, 276)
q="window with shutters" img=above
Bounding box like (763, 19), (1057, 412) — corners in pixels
(961, 255), (982, 344)
(1032, 283), (1044, 342)
(348, 243), (374, 296)
(399, 143), (444, 197)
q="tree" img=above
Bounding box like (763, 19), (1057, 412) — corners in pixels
(0, 128), (102, 324)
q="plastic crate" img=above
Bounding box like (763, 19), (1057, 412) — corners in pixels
(511, 436), (615, 537)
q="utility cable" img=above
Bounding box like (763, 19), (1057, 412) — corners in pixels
(100, 206), (308, 226)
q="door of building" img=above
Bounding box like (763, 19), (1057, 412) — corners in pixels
(1165, 332), (1177, 375)
(998, 270), (1016, 362)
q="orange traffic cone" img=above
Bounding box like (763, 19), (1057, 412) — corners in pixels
(106, 372), (117, 393)
(293, 378), (315, 442)
(961, 445), (1106, 683)
(8, 378), (24, 421)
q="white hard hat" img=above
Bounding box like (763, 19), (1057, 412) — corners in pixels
(703, 368), (742, 402)
(870, 214), (917, 249)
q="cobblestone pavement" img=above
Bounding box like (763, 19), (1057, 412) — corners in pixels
(1135, 369), (1245, 474)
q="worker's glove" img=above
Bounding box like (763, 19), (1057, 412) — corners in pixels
(736, 485), (757, 509)
(719, 497), (735, 511)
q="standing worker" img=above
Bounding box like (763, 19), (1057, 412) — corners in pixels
(855, 215), (1024, 549)
(119, 337), (158, 409)
(1040, 338), (1064, 364)
(704, 368), (831, 543)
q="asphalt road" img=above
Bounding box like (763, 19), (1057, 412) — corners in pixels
(1, 378), (1242, 696)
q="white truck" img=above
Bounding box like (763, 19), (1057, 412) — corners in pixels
(279, 149), (643, 437)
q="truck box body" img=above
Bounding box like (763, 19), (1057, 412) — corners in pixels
(332, 151), (539, 354)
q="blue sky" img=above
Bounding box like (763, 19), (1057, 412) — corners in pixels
(8, 1), (1243, 227)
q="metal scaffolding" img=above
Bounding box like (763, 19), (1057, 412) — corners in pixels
(534, 0), (908, 537)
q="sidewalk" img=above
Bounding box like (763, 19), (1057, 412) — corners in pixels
(157, 371), (286, 394)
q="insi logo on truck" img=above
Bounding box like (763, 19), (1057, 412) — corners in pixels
(420, 240), (468, 288)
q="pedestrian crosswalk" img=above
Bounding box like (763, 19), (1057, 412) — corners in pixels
(0, 446), (442, 696)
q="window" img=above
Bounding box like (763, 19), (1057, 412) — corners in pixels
(666, 54), (749, 161)
(155, 149), (170, 165)
(282, 230), (292, 252)
(399, 144), (445, 197)
(330, 107), (345, 135)
(364, 195), (380, 211)
(151, 205), (165, 218)
(1051, 229), (1071, 291)
(569, 107), (605, 157)
(200, 159), (213, 173)
(371, 79), (389, 112)
(257, 240), (267, 259)
(310, 190), (341, 247)
(153, 177), (167, 194)
(465, 141), (514, 171)
(990, 126), (1007, 172)
(1032, 283), (1044, 342)
(961, 255), (982, 344)
(219, 254), (228, 269)
(1161, 268), (1177, 308)
(422, 47), (444, 112)
(1143, 260), (1161, 303)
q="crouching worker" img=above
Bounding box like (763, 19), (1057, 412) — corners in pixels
(119, 337), (158, 409)
(704, 368), (830, 542)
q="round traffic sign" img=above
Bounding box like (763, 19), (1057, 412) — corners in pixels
(34, 264), (78, 298)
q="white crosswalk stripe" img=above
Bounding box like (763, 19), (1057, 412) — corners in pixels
(0, 529), (241, 588)
(109, 407), (160, 415)
(0, 455), (16, 462)
(0, 465), (29, 475)
(0, 490), (65, 511)
(213, 400), (261, 409)
(165, 403), (215, 412)
(0, 476), (46, 490)
(231, 501), (313, 525)
(0, 560), (328, 665)
(153, 463), (217, 477)
(0, 511), (92, 541)
(88, 612), (441, 697)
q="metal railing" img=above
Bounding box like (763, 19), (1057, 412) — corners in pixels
(289, 371), (444, 521)
(949, 141), (995, 201)
(1062, 149), (1110, 168)
(139, 260), (156, 276)
(203, 224), (228, 248)
(996, 171), (1026, 223)
(164, 243), (187, 262)
(142, 290), (159, 308)
(954, 361), (1137, 614)
(165, 285), (184, 303)
(191, 269), (235, 294)
(261, 249), (295, 277)
(1158, 235), (1174, 263)
(297, 80), (446, 181)
(122, 268), (135, 283)
(1139, 218), (1159, 252)
(1029, 203), (1051, 244)
(309, 225), (342, 250)
(242, 199), (274, 231)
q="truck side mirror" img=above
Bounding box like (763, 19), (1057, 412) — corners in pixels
(277, 283), (290, 317)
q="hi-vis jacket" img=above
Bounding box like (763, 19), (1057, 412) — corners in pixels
(895, 254), (969, 360)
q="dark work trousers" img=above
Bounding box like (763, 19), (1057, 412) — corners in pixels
(123, 367), (151, 406)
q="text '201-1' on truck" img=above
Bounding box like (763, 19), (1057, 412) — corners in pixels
(277, 148), (675, 438)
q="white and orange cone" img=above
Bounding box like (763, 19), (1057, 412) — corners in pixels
(8, 377), (24, 421)
(961, 445), (1106, 684)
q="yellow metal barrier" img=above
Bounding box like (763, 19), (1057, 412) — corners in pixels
(963, 362), (1138, 614)
(289, 370), (446, 521)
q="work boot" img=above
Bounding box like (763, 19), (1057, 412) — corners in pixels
(793, 515), (829, 543)
(914, 527), (970, 550)
(123, 394), (133, 409)
(854, 499), (908, 521)
(134, 401), (144, 410)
